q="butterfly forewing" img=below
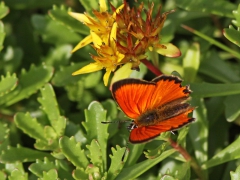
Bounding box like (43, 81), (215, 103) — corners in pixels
(147, 75), (191, 110)
(112, 79), (155, 119)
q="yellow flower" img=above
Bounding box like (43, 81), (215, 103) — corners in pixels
(72, 23), (124, 86)
(69, 0), (182, 86)
(68, 0), (124, 52)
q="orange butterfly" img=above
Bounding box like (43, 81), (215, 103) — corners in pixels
(111, 75), (195, 143)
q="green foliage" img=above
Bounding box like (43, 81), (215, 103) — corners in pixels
(176, 0), (236, 17)
(0, 0), (240, 180)
(230, 165), (240, 180)
(49, 5), (89, 35)
(224, 5), (240, 47)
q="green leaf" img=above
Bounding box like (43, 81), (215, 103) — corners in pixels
(5, 0), (63, 9)
(0, 73), (18, 97)
(79, 0), (98, 12)
(49, 5), (89, 35)
(85, 164), (102, 179)
(0, 64), (53, 106)
(223, 25), (240, 47)
(52, 63), (102, 88)
(189, 98), (208, 165)
(158, 161), (191, 180)
(160, 175), (176, 180)
(59, 136), (89, 169)
(232, 4), (240, 27)
(102, 99), (118, 121)
(14, 112), (46, 142)
(0, 122), (9, 143)
(0, 171), (6, 180)
(65, 121), (87, 145)
(175, 162), (191, 180)
(29, 158), (56, 178)
(5, 162), (25, 176)
(0, 21), (6, 51)
(38, 84), (66, 136)
(176, 0), (236, 18)
(177, 127), (190, 145)
(51, 62), (88, 87)
(0, 46), (23, 73)
(38, 83), (60, 122)
(31, 14), (81, 44)
(0, 2), (9, 19)
(83, 71), (102, 89)
(8, 169), (28, 180)
(73, 168), (88, 180)
(29, 158), (73, 179)
(44, 44), (72, 69)
(205, 97), (225, 126)
(0, 145), (52, 163)
(40, 169), (59, 180)
(190, 82), (240, 98)
(116, 149), (176, 180)
(144, 143), (167, 159)
(202, 136), (240, 169)
(224, 94), (240, 122)
(199, 51), (240, 83)
(86, 140), (103, 173)
(34, 136), (59, 151)
(230, 165), (240, 180)
(107, 145), (128, 180)
(14, 111), (60, 150)
(182, 25), (240, 59)
(83, 101), (109, 171)
(125, 144), (145, 167)
(160, 10), (208, 43)
(183, 43), (200, 82)
(102, 99), (118, 138)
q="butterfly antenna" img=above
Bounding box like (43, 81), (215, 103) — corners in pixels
(101, 120), (130, 124)
(171, 131), (175, 135)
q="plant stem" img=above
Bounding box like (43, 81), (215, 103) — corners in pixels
(181, 24), (240, 60)
(0, 112), (13, 122)
(141, 59), (163, 76)
(168, 138), (206, 180)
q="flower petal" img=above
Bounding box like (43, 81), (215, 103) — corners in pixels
(103, 68), (112, 86)
(110, 22), (117, 51)
(113, 4), (125, 19)
(99, 0), (107, 12)
(72, 63), (103, 75)
(91, 31), (103, 48)
(72, 35), (92, 53)
(154, 43), (181, 57)
(68, 12), (91, 24)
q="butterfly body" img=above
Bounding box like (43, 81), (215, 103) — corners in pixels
(136, 101), (192, 127)
(111, 75), (195, 143)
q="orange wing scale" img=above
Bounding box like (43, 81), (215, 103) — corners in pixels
(129, 109), (194, 143)
(112, 79), (156, 119)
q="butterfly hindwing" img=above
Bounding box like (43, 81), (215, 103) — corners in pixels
(129, 109), (194, 143)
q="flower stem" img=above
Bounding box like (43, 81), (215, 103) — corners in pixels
(168, 138), (206, 180)
(141, 59), (162, 76)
